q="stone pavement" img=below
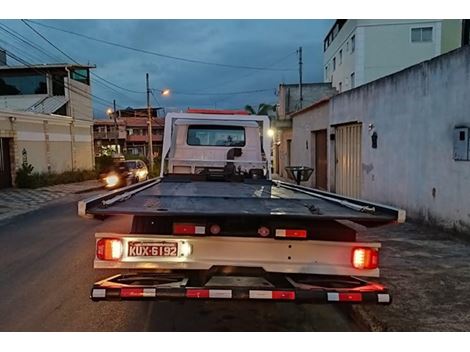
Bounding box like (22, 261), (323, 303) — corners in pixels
(0, 180), (102, 222)
(349, 220), (470, 331)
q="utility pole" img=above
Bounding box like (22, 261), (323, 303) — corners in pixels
(298, 46), (303, 109)
(146, 73), (154, 172)
(112, 99), (118, 155)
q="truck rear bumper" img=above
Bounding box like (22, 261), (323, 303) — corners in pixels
(94, 233), (381, 277)
(90, 270), (391, 304)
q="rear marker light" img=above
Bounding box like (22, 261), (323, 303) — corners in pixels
(173, 223), (205, 235)
(275, 229), (307, 238)
(352, 247), (379, 270)
(258, 226), (270, 237)
(209, 224), (221, 235)
(96, 238), (123, 261)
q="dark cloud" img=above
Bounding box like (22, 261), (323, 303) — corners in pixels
(1, 19), (333, 117)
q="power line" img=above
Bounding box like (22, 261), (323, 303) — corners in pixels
(24, 20), (296, 72)
(18, 19), (143, 107)
(3, 50), (117, 110)
(194, 51), (297, 93)
(0, 22), (63, 63)
(172, 88), (273, 96)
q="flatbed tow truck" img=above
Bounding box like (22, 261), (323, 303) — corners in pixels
(79, 110), (405, 304)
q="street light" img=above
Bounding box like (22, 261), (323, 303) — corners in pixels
(161, 88), (171, 96)
(267, 128), (275, 138)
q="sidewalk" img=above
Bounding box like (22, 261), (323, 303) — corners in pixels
(272, 176), (470, 331)
(349, 220), (470, 331)
(0, 179), (103, 222)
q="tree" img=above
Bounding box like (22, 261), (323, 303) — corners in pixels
(244, 103), (276, 116)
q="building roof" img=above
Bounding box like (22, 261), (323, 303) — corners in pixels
(93, 116), (165, 128)
(0, 63), (96, 71)
(0, 95), (45, 111)
(279, 82), (333, 88)
(27, 96), (68, 114)
(290, 97), (331, 118)
(0, 95), (68, 114)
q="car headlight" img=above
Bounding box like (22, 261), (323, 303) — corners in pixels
(104, 175), (120, 187)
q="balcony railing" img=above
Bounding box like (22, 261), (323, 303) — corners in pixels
(93, 131), (126, 139)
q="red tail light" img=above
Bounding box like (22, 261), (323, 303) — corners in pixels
(173, 223), (205, 235)
(352, 247), (379, 269)
(96, 238), (123, 261)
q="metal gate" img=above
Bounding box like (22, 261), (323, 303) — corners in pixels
(335, 123), (362, 198)
(0, 138), (12, 188)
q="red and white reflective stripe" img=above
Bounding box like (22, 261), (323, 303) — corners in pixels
(120, 288), (156, 298)
(92, 288), (106, 298)
(327, 292), (362, 302)
(186, 289), (232, 299)
(249, 290), (296, 300)
(275, 229), (307, 238)
(173, 224), (206, 235)
(377, 293), (390, 303)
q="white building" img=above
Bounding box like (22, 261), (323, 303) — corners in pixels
(323, 19), (465, 92)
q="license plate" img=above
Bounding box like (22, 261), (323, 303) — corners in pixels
(128, 241), (178, 257)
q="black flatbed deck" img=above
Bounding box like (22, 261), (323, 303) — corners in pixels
(82, 178), (403, 226)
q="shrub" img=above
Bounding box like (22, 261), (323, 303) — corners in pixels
(15, 167), (98, 189)
(15, 163), (35, 188)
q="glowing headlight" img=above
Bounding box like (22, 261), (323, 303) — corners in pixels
(180, 242), (192, 257)
(105, 175), (119, 187)
(136, 170), (148, 178)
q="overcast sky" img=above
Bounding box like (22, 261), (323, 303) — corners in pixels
(1, 19), (333, 117)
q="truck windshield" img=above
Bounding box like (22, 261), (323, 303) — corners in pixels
(187, 125), (245, 147)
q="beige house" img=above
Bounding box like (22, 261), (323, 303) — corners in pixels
(0, 58), (95, 188)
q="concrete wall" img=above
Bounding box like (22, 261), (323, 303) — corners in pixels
(291, 101), (330, 187)
(329, 45), (470, 232)
(0, 110), (94, 184)
(67, 79), (93, 121)
(278, 84), (337, 118)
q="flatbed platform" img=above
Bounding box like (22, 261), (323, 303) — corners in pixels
(81, 178), (404, 227)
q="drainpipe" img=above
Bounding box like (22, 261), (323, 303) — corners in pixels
(65, 67), (75, 170)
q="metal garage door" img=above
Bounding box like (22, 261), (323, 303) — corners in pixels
(335, 123), (362, 198)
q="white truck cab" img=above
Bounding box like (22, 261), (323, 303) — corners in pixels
(161, 112), (271, 180)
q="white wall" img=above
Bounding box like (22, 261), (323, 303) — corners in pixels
(291, 102), (330, 187)
(323, 20), (357, 91)
(329, 46), (470, 232)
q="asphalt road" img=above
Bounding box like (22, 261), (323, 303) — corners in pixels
(0, 192), (362, 332)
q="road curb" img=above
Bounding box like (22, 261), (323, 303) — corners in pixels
(73, 185), (104, 194)
(347, 305), (388, 332)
